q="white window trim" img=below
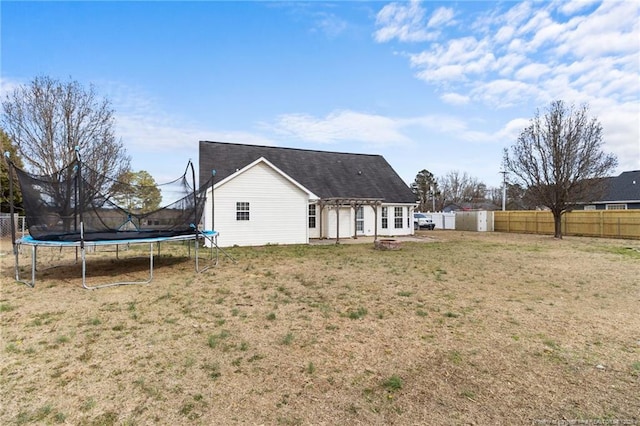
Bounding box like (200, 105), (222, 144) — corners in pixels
(605, 203), (627, 210)
(394, 207), (403, 229)
(236, 202), (250, 221)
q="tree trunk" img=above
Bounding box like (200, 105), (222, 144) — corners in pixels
(552, 210), (563, 239)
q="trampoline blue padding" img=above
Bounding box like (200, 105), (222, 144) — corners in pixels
(16, 230), (218, 248)
(14, 230), (219, 290)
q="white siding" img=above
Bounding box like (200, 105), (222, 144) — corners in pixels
(207, 162), (309, 247)
(313, 203), (414, 239)
(324, 207), (353, 238)
(377, 204), (414, 237)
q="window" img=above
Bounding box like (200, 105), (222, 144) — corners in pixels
(356, 206), (364, 232)
(584, 205), (596, 210)
(236, 202), (250, 221)
(606, 203), (627, 210)
(308, 204), (316, 228)
(394, 207), (403, 229)
(381, 207), (388, 229)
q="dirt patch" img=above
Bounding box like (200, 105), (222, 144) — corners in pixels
(1, 231), (639, 425)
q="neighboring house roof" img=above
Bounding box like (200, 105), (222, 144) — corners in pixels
(199, 141), (416, 203)
(593, 170), (640, 203)
(443, 202), (498, 212)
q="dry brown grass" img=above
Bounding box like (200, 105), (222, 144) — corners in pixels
(1, 231), (639, 425)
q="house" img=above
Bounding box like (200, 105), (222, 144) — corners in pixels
(199, 141), (417, 247)
(579, 170), (640, 210)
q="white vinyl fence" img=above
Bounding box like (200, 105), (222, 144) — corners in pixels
(421, 212), (456, 230)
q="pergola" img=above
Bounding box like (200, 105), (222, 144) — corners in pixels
(316, 197), (384, 243)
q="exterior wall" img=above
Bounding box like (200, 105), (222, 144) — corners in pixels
(312, 203), (414, 239)
(204, 172), (416, 246)
(204, 162), (309, 247)
(377, 204), (414, 237)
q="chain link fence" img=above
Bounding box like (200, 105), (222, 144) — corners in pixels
(0, 213), (27, 240)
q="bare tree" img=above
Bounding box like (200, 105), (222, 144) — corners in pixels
(437, 170), (486, 209)
(1, 76), (130, 192)
(411, 169), (438, 211)
(503, 100), (617, 238)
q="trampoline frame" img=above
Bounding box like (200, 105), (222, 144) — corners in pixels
(13, 230), (220, 290)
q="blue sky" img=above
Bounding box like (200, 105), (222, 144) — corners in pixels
(2, 0), (639, 188)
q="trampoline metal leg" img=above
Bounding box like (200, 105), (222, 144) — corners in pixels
(13, 244), (36, 288)
(196, 232), (226, 273)
(82, 242), (155, 290)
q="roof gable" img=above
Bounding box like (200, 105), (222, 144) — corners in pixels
(215, 156), (319, 199)
(199, 141), (416, 203)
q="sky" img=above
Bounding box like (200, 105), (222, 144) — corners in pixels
(1, 0), (639, 189)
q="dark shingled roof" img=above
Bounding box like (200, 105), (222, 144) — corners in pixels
(599, 170), (640, 202)
(199, 141), (416, 203)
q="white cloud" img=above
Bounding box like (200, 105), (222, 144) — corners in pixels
(115, 114), (273, 153)
(0, 77), (24, 98)
(496, 117), (531, 142)
(557, 0), (600, 15)
(494, 25), (515, 44)
(312, 13), (348, 38)
(427, 7), (455, 28)
(374, 0), (437, 42)
(415, 64), (466, 82)
(471, 79), (543, 108)
(514, 63), (552, 81)
(396, 0), (639, 102)
(409, 36), (496, 82)
(495, 53), (528, 77)
(267, 110), (412, 147)
(503, 1), (534, 27)
(590, 100), (640, 173)
(556, 2), (640, 58)
(375, 0), (639, 175)
(440, 93), (470, 106)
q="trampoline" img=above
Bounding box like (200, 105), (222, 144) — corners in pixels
(13, 230), (219, 290)
(5, 147), (227, 289)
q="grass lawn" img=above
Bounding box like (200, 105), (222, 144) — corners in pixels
(1, 231), (639, 425)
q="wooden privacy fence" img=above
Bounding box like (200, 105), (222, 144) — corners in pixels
(494, 210), (640, 239)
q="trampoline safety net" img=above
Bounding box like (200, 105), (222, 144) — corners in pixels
(9, 157), (211, 242)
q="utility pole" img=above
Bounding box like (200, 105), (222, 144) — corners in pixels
(430, 185), (435, 212)
(500, 170), (507, 211)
